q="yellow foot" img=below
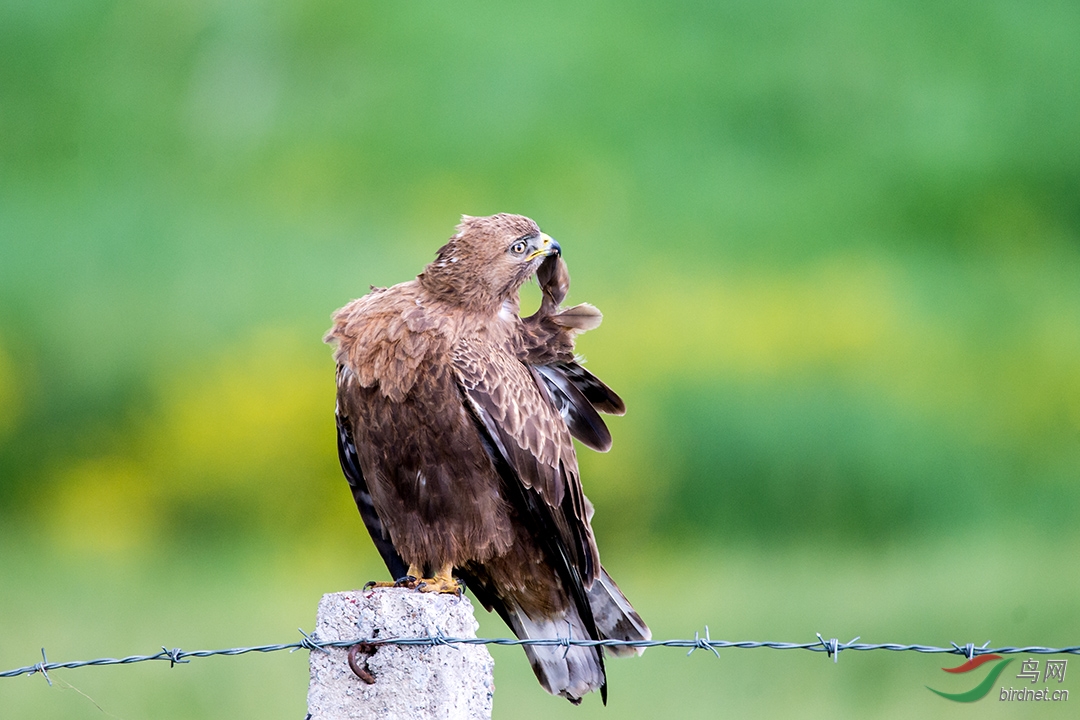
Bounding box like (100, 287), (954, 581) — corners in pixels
(415, 575), (464, 595)
(363, 564), (462, 595)
(407, 563), (463, 595)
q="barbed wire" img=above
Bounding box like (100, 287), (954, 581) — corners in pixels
(3, 630), (1078, 682)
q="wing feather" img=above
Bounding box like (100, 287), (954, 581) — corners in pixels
(335, 365), (408, 580)
(453, 339), (599, 587)
(455, 386), (608, 703)
(533, 364), (612, 452)
(554, 361), (625, 416)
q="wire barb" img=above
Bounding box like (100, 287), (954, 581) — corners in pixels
(297, 629), (330, 655)
(816, 634), (838, 663)
(815, 634), (860, 663)
(949, 640), (990, 660)
(560, 620), (574, 659)
(687, 626), (720, 659)
(430, 629), (460, 652)
(34, 648), (52, 686)
(161, 647), (188, 668)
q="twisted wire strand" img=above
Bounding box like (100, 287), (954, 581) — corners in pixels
(3, 631), (1078, 679)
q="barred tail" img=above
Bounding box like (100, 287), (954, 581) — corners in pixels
(502, 602), (606, 704)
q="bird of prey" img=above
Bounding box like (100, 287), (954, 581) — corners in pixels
(324, 213), (650, 703)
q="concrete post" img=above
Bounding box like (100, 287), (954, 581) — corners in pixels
(306, 588), (494, 720)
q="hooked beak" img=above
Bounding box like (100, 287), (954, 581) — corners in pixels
(527, 233), (561, 260)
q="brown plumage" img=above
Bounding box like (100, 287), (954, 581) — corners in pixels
(324, 213), (649, 703)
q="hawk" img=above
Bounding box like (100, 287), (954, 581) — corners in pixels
(324, 213), (650, 703)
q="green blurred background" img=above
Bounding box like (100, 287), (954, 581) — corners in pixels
(2, 1), (1079, 717)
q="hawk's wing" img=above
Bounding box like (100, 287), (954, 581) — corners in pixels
(334, 364), (408, 581)
(452, 339), (600, 588)
(453, 337), (608, 703)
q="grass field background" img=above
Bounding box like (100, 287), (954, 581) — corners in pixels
(2, 1), (1078, 716)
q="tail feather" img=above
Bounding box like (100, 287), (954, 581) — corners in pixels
(503, 604), (605, 704)
(588, 567), (651, 657)
(463, 564), (648, 702)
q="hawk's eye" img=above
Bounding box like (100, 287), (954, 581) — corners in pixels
(510, 239), (528, 255)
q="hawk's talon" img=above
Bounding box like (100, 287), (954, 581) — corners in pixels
(362, 576), (417, 590)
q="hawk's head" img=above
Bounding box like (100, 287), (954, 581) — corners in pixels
(419, 213), (562, 311)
